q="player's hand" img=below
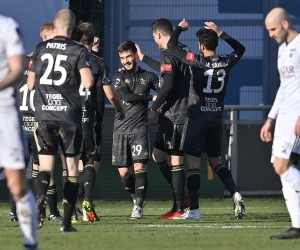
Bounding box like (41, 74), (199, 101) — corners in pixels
(204, 22), (223, 37)
(118, 109), (125, 120)
(148, 109), (158, 125)
(260, 118), (275, 142)
(152, 95), (157, 101)
(178, 19), (189, 31)
(294, 117), (300, 137)
(135, 44), (144, 61)
(92, 37), (100, 52)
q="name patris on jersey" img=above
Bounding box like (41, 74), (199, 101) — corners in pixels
(46, 42), (67, 50)
(41, 93), (67, 112)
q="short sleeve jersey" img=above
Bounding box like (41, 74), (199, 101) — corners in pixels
(81, 53), (111, 126)
(28, 36), (91, 122)
(0, 15), (24, 108)
(112, 67), (160, 134)
(159, 43), (191, 124)
(16, 53), (35, 134)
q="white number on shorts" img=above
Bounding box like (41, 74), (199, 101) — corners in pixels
(79, 83), (91, 101)
(19, 84), (35, 112)
(203, 69), (226, 93)
(40, 53), (68, 85)
(132, 145), (142, 156)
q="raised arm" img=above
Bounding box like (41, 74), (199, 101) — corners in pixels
(135, 43), (160, 72)
(204, 21), (245, 62)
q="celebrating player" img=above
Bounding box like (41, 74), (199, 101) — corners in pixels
(112, 41), (159, 218)
(167, 19), (245, 219)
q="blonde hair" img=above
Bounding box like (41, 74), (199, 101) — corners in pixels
(40, 22), (54, 37)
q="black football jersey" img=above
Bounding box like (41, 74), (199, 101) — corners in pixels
(159, 43), (191, 124)
(28, 36), (91, 122)
(16, 53), (35, 134)
(112, 67), (160, 134)
(80, 53), (111, 126)
(167, 28), (245, 122)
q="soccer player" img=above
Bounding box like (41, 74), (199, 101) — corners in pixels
(27, 9), (93, 232)
(112, 41), (159, 218)
(136, 18), (191, 219)
(261, 7), (300, 239)
(71, 22), (125, 222)
(167, 20), (245, 220)
(19, 22), (63, 222)
(0, 14), (38, 250)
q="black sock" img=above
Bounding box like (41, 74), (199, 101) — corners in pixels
(158, 161), (176, 211)
(83, 165), (96, 201)
(77, 170), (85, 203)
(31, 169), (39, 197)
(63, 176), (79, 228)
(62, 170), (67, 190)
(36, 171), (51, 197)
(135, 169), (148, 207)
(170, 165), (185, 212)
(46, 183), (58, 215)
(120, 173), (136, 200)
(9, 191), (16, 213)
(157, 160), (171, 184)
(214, 164), (238, 196)
(186, 169), (200, 210)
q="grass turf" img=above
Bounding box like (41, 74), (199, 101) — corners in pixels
(0, 198), (299, 250)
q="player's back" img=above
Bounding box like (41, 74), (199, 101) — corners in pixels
(30, 36), (90, 122)
(160, 44), (191, 124)
(81, 53), (109, 126)
(188, 52), (240, 122)
(16, 53), (35, 133)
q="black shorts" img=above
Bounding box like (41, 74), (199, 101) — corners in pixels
(181, 116), (222, 157)
(155, 120), (184, 156)
(27, 134), (39, 165)
(34, 121), (82, 156)
(112, 131), (150, 166)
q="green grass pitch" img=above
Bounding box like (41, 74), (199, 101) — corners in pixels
(0, 198), (299, 250)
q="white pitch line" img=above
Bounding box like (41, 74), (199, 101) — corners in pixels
(135, 224), (288, 229)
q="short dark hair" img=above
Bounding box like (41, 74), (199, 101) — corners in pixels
(151, 18), (173, 36)
(196, 28), (218, 51)
(71, 21), (94, 46)
(118, 41), (137, 54)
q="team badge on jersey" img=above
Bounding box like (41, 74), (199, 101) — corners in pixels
(125, 79), (130, 84)
(114, 78), (120, 88)
(186, 52), (195, 61)
(160, 64), (172, 73)
(140, 78), (145, 84)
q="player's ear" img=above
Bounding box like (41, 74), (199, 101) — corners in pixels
(282, 20), (289, 29)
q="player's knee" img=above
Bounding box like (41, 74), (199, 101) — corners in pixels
(152, 148), (166, 163)
(273, 162), (288, 175)
(7, 181), (27, 200)
(118, 166), (131, 177)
